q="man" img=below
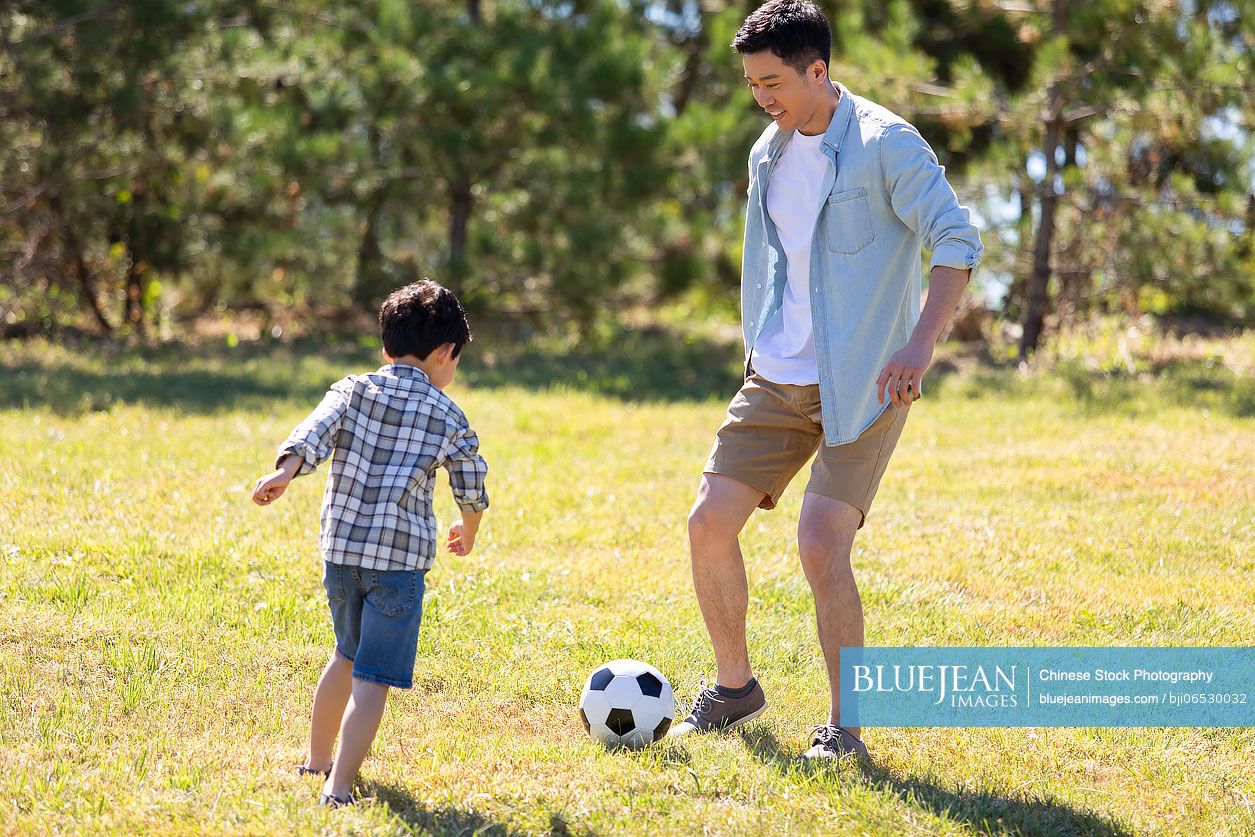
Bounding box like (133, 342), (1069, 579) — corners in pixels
(670, 0), (983, 761)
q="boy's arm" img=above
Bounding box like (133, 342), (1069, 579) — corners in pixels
(443, 425), (489, 512)
(251, 379), (351, 507)
(443, 424), (489, 554)
(446, 509), (482, 557)
(275, 379), (353, 476)
(251, 454), (302, 505)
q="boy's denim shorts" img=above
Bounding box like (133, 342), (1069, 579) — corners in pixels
(322, 562), (427, 689)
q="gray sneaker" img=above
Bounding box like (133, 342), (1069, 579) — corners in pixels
(802, 724), (869, 761)
(668, 679), (768, 737)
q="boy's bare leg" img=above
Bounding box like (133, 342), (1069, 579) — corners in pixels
(306, 650), (353, 771)
(324, 678), (390, 800)
(687, 473), (766, 689)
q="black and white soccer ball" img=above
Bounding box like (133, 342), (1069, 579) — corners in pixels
(579, 659), (675, 749)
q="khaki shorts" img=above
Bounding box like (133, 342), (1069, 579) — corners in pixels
(703, 374), (909, 527)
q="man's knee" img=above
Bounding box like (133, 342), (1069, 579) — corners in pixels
(688, 476), (760, 549)
(798, 532), (846, 579)
(797, 498), (859, 576)
(688, 499), (731, 549)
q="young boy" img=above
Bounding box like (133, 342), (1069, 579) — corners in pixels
(251, 279), (489, 806)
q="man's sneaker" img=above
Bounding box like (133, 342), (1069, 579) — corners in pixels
(668, 678), (768, 737)
(802, 724), (869, 761)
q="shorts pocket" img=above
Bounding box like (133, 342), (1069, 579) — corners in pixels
(365, 570), (418, 618)
(825, 187), (874, 254)
(322, 563), (346, 606)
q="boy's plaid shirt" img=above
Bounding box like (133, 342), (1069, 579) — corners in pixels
(276, 364), (488, 572)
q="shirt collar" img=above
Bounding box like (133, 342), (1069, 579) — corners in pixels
(379, 363), (431, 383)
(821, 81), (855, 154)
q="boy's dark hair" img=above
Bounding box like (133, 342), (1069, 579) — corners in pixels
(379, 280), (472, 360)
(732, 0), (831, 77)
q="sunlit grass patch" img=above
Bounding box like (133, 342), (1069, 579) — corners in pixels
(1, 334), (1251, 835)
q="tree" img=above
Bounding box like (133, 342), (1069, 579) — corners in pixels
(2, 0), (1248, 342)
(965, 0), (1255, 357)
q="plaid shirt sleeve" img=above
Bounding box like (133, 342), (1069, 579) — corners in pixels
(443, 425), (489, 513)
(276, 378), (353, 475)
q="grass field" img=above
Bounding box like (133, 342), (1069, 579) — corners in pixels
(1, 326), (1252, 835)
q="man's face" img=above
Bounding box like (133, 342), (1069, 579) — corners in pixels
(742, 50), (827, 134)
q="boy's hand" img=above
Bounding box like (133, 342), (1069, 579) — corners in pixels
(251, 469), (291, 506)
(253, 453), (302, 506)
(447, 521), (475, 556)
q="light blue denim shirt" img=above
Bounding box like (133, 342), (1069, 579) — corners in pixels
(741, 81), (983, 446)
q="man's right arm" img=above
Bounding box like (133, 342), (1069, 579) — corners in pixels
(879, 123), (983, 275)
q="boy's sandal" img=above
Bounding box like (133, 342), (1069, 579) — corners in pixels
(320, 792), (355, 808)
(295, 762), (332, 779)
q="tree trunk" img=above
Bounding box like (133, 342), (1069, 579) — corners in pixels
(448, 176), (473, 281)
(672, 9), (709, 117)
(1002, 182), (1035, 318)
(351, 187), (391, 308)
(49, 194), (113, 335)
(69, 229), (113, 336)
(1018, 0), (1069, 359)
(1020, 112), (1063, 359)
(350, 124), (395, 308)
(123, 182), (148, 342)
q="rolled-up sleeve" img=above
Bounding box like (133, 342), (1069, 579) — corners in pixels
(276, 378), (352, 476)
(880, 124), (983, 274)
(443, 425), (489, 513)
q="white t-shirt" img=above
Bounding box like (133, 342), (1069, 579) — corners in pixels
(751, 129), (829, 386)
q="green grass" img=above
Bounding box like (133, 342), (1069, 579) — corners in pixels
(1, 328), (1252, 835)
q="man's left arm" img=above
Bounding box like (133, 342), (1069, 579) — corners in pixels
(875, 124), (984, 408)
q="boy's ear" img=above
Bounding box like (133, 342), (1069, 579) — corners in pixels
(439, 342), (457, 363)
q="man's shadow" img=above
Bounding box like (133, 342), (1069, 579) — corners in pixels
(738, 727), (1131, 836)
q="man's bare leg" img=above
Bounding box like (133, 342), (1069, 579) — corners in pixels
(686, 473), (767, 689)
(797, 491), (863, 738)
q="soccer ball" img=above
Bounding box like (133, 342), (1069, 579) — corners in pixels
(579, 659), (675, 749)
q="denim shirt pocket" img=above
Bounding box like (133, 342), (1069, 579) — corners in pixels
(824, 186), (875, 255)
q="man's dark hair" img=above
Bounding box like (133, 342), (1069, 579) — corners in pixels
(732, 0), (832, 77)
(379, 279), (472, 360)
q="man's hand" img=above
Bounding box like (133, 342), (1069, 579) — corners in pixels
(251, 454), (301, 506)
(875, 336), (934, 408)
(447, 521), (475, 556)
(875, 264), (969, 407)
